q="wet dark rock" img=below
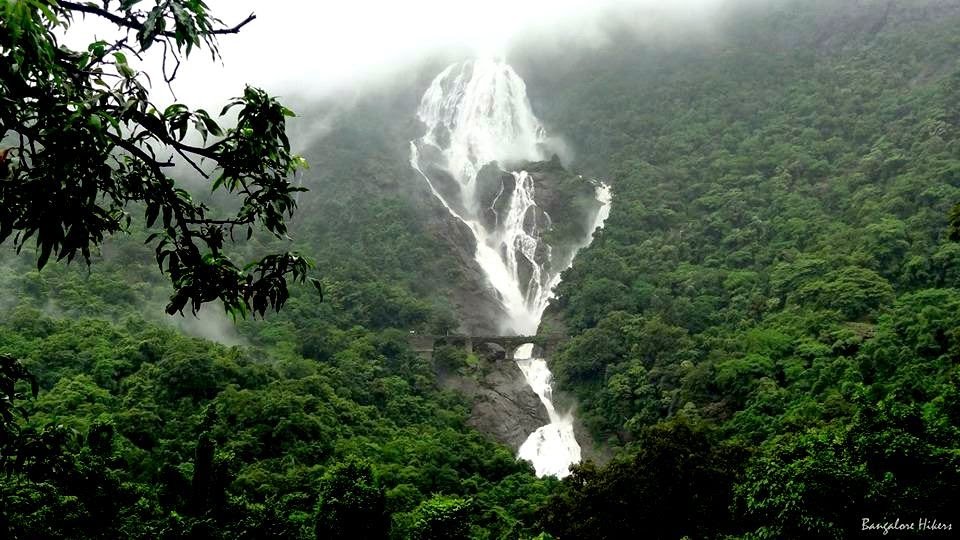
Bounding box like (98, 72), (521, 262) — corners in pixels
(432, 124), (451, 149)
(521, 157), (604, 265)
(422, 163), (468, 217)
(413, 177), (504, 334)
(439, 358), (549, 450)
(515, 251), (534, 298)
(475, 162), (516, 231)
(476, 341), (506, 361)
(437, 217), (503, 335)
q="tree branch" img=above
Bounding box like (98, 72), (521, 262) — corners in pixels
(116, 109), (224, 161)
(108, 134), (175, 169)
(58, 2), (256, 38)
(173, 145), (210, 179)
(184, 216), (254, 226)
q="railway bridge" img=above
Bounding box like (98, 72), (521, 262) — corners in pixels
(406, 334), (563, 361)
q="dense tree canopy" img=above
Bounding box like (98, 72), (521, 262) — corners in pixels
(3, 0), (960, 538)
(0, 0), (316, 318)
(518, 0), (960, 536)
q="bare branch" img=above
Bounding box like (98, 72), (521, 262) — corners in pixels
(58, 2), (257, 38)
(115, 109), (224, 161)
(108, 134), (175, 169)
(173, 145), (210, 179)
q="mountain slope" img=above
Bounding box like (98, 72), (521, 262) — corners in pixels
(509, 0), (960, 537)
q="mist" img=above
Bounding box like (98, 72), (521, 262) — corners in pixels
(65, 0), (731, 109)
(168, 310), (247, 347)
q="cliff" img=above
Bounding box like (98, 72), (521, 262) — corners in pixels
(436, 342), (550, 450)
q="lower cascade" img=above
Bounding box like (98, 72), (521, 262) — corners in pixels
(410, 58), (612, 478)
(515, 343), (581, 477)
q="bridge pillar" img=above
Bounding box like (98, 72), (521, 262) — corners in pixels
(407, 335), (435, 362)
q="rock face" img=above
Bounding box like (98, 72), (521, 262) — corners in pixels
(408, 164), (504, 335)
(438, 342), (550, 450)
(429, 211), (504, 335)
(411, 153), (602, 335)
(524, 156), (604, 265)
(474, 163), (515, 232)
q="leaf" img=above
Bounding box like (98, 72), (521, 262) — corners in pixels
(163, 103), (188, 117)
(194, 118), (208, 142)
(198, 112), (223, 137)
(145, 203), (159, 227)
(166, 291), (188, 315)
(309, 277), (324, 301)
(37, 241), (52, 270)
(0, 220), (11, 244)
(31, 0), (56, 23)
(138, 6), (165, 50)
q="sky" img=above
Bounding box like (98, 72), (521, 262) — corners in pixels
(66, 0), (726, 107)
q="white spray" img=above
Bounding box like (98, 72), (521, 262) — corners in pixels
(411, 58), (612, 478)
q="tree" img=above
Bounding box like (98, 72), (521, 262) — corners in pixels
(405, 495), (473, 540)
(0, 0), (320, 318)
(542, 421), (745, 540)
(314, 459), (389, 540)
(0, 354), (37, 466)
(792, 266), (894, 320)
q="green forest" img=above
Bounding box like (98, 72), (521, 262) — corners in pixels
(3, 0), (960, 538)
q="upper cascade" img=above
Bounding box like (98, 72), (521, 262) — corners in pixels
(412, 58), (600, 335)
(417, 59), (548, 213)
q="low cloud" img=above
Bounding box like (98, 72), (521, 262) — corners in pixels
(167, 310), (247, 347)
(65, 0), (732, 108)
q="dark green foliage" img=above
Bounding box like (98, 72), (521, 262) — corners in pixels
(0, 169), (548, 537)
(3, 0), (960, 538)
(0, 0), (314, 318)
(401, 495), (473, 540)
(542, 421), (745, 539)
(432, 346), (469, 374)
(516, 0), (960, 536)
(0, 305), (549, 538)
(315, 460), (389, 540)
(0, 354), (37, 454)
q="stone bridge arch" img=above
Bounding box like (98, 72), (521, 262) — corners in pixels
(406, 334), (563, 361)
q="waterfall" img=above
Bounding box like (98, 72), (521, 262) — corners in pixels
(515, 343), (581, 478)
(411, 58), (612, 478)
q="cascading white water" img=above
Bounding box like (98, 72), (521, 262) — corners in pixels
(411, 58), (612, 478)
(416, 60), (547, 215)
(514, 343), (581, 477)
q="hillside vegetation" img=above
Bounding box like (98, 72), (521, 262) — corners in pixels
(2, 0), (959, 538)
(520, 0), (960, 537)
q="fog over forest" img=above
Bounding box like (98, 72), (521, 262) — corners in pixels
(68, 1), (734, 101)
(3, 0), (960, 538)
